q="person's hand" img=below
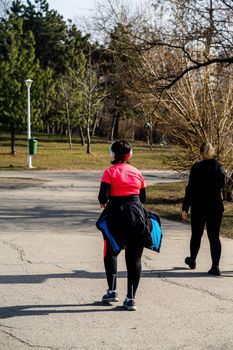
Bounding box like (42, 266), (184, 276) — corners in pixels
(100, 203), (107, 208)
(182, 211), (188, 221)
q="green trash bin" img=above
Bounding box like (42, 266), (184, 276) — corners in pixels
(29, 138), (38, 155)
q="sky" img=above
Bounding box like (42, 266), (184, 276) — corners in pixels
(47, 0), (146, 22)
(47, 0), (108, 20)
(46, 0), (150, 41)
(47, 0), (99, 21)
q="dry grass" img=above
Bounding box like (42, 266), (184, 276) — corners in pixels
(0, 134), (176, 170)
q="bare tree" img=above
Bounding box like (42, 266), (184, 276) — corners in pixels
(93, 0), (233, 199)
(79, 50), (107, 154)
(130, 0), (233, 90)
(159, 67), (232, 151)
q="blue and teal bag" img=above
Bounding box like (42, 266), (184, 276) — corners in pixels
(146, 212), (162, 252)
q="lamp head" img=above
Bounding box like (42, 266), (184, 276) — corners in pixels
(25, 79), (33, 88)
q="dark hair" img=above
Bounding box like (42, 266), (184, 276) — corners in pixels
(110, 140), (132, 164)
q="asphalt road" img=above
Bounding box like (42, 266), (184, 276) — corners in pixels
(0, 170), (233, 350)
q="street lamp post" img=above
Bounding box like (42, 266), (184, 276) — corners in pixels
(25, 79), (33, 168)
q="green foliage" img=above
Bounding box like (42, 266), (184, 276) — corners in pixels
(0, 0), (92, 141)
(32, 66), (56, 128)
(9, 0), (91, 74)
(55, 52), (87, 127)
(0, 14), (40, 131)
(15, 0), (68, 73)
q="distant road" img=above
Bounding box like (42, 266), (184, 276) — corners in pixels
(0, 169), (186, 186)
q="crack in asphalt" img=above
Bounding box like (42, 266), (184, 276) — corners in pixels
(144, 261), (233, 303)
(2, 240), (32, 264)
(0, 323), (17, 329)
(143, 258), (233, 303)
(1, 329), (59, 349)
(158, 273), (233, 303)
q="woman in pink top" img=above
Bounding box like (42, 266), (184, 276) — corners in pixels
(98, 140), (147, 311)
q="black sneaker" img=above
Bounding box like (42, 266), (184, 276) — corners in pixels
(102, 290), (119, 303)
(123, 298), (136, 311)
(185, 257), (196, 270)
(208, 266), (221, 276)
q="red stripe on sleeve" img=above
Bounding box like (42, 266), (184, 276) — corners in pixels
(103, 239), (107, 257)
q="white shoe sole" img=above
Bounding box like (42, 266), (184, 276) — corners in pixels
(123, 304), (137, 311)
(102, 298), (119, 303)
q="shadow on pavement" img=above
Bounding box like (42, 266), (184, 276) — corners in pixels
(0, 268), (232, 284)
(0, 302), (125, 319)
(143, 268), (233, 278)
(0, 207), (99, 229)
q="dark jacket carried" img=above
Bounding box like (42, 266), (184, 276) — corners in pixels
(182, 159), (225, 213)
(96, 197), (162, 255)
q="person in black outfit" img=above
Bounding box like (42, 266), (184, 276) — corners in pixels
(182, 142), (225, 276)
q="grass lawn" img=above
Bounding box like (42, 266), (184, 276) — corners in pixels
(0, 134), (177, 170)
(145, 181), (233, 239)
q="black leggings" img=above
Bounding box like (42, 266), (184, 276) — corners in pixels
(190, 210), (223, 266)
(104, 240), (144, 299)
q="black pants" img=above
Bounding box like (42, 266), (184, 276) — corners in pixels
(190, 209), (223, 266)
(104, 239), (144, 299)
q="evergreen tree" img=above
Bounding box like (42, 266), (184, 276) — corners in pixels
(0, 14), (41, 154)
(10, 0), (68, 73)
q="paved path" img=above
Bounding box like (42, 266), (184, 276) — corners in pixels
(0, 171), (233, 350)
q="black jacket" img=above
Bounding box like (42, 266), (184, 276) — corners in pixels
(103, 196), (149, 249)
(182, 159), (225, 213)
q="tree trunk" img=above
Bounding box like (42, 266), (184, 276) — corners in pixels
(109, 111), (120, 141)
(92, 113), (99, 136)
(109, 115), (116, 141)
(65, 100), (72, 150)
(86, 48), (92, 154)
(114, 112), (119, 139)
(130, 116), (135, 141)
(146, 129), (150, 145)
(79, 124), (85, 146)
(60, 123), (64, 136)
(10, 125), (16, 155)
(149, 126), (153, 150)
(86, 125), (91, 154)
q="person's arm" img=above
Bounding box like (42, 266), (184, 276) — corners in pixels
(139, 187), (146, 203)
(139, 172), (146, 204)
(182, 167), (194, 218)
(98, 182), (111, 208)
(219, 164), (226, 189)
